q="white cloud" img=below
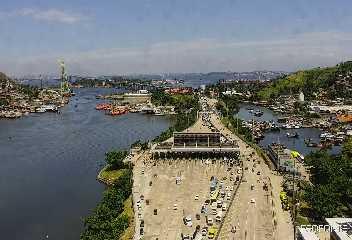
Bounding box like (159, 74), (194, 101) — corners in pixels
(1, 8), (84, 24)
(2, 31), (352, 76)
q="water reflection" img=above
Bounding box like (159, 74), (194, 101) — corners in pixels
(0, 88), (171, 240)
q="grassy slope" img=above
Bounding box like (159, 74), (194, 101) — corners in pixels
(97, 166), (127, 185)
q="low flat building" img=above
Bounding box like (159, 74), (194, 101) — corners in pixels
(152, 132), (239, 159)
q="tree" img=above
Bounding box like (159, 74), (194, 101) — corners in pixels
(304, 184), (343, 218)
(105, 150), (128, 170)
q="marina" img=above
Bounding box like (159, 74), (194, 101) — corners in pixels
(235, 104), (343, 156)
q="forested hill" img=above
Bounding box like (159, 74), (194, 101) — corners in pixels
(257, 61), (352, 100)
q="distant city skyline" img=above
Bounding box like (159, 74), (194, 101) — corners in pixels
(1, 0), (352, 76)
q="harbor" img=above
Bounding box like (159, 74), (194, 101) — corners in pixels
(0, 88), (172, 240)
(0, 62), (73, 119)
(235, 104), (345, 156)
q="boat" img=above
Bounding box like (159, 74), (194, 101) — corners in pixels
(154, 109), (165, 116)
(95, 103), (111, 110)
(254, 110), (263, 117)
(108, 106), (129, 116)
(36, 107), (47, 113)
(43, 105), (58, 112)
(286, 132), (299, 138)
(129, 108), (140, 113)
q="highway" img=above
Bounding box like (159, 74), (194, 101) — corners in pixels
(207, 98), (293, 240)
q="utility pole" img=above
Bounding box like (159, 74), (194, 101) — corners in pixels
(292, 156), (297, 240)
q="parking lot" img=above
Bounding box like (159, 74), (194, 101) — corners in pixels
(133, 157), (241, 240)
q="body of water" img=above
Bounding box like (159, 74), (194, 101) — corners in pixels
(235, 104), (341, 156)
(0, 88), (172, 240)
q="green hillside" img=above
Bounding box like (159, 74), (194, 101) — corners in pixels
(257, 61), (352, 100)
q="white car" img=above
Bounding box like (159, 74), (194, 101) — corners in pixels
(230, 186), (234, 191)
(250, 198), (256, 204)
(207, 218), (214, 225)
(185, 216), (192, 227)
(194, 195), (199, 200)
(173, 204), (178, 210)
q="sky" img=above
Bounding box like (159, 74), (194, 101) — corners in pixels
(1, 0), (352, 76)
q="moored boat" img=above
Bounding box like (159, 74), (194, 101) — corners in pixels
(286, 132), (299, 138)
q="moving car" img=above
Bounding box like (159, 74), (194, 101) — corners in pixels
(184, 216), (192, 227)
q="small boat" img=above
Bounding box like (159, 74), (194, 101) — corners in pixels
(286, 132), (299, 138)
(306, 141), (318, 147)
(43, 105), (58, 112)
(129, 109), (140, 113)
(254, 110), (263, 117)
(36, 107), (46, 113)
(154, 109), (165, 116)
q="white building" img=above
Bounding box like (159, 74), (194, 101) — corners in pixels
(299, 91), (305, 102)
(325, 218), (352, 240)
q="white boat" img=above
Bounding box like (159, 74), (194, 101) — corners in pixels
(43, 105), (58, 112)
(36, 107), (46, 113)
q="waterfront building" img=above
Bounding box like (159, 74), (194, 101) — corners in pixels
(122, 90), (152, 104)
